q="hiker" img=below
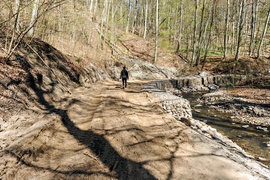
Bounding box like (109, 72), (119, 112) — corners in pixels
(120, 66), (129, 89)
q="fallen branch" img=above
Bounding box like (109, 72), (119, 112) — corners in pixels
(83, 152), (100, 163)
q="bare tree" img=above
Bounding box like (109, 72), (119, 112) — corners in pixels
(175, 0), (183, 53)
(4, 0), (66, 59)
(89, 0), (94, 20)
(195, 0), (206, 66)
(192, 0), (198, 65)
(132, 0), (138, 34)
(154, 0), (159, 64)
(223, 0), (230, 59)
(15, 0), (21, 31)
(202, 0), (217, 70)
(126, 0), (131, 33)
(257, 7), (270, 58)
(28, 0), (40, 36)
(143, 0), (149, 39)
(235, 0), (246, 61)
(249, 0), (258, 56)
(230, 0), (236, 55)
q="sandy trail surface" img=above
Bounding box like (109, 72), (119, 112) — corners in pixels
(1, 80), (270, 179)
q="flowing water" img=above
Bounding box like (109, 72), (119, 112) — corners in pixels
(182, 92), (270, 168)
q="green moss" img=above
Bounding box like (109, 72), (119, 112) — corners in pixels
(75, 57), (82, 63)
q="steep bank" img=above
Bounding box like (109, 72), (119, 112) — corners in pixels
(0, 38), (110, 121)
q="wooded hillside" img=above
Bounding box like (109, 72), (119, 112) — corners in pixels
(1, 0), (269, 66)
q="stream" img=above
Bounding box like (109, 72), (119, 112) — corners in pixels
(182, 92), (270, 168)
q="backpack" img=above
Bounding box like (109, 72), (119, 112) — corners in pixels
(121, 69), (128, 78)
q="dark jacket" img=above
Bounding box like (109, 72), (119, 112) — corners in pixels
(120, 69), (129, 79)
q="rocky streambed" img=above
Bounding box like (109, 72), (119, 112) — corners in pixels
(200, 90), (270, 127)
(143, 81), (253, 157)
(144, 74), (270, 167)
(185, 91), (270, 167)
(152, 74), (270, 127)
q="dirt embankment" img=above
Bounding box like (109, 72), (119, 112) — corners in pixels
(0, 37), (110, 120)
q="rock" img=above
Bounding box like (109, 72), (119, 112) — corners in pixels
(257, 157), (268, 161)
(123, 59), (178, 80)
(199, 71), (209, 77)
(180, 118), (192, 126)
(196, 123), (203, 129)
(242, 125), (249, 129)
(253, 107), (264, 116)
(163, 105), (167, 110)
(213, 132), (224, 140)
(256, 126), (268, 132)
(207, 84), (219, 90)
(203, 91), (225, 98)
(201, 126), (209, 133)
(266, 141), (270, 147)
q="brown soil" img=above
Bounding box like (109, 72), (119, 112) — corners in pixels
(225, 88), (270, 105)
(1, 80), (270, 179)
(201, 56), (270, 74)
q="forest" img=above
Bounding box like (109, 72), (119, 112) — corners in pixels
(1, 2), (270, 179)
(0, 0), (269, 67)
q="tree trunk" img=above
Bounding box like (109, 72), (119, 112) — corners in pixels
(192, 0), (198, 65)
(132, 0), (138, 34)
(143, 0), (148, 39)
(231, 0), (237, 54)
(202, 0), (216, 70)
(195, 0), (206, 66)
(93, 0), (98, 20)
(249, 0), (258, 56)
(15, 0), (20, 32)
(154, 0), (159, 64)
(126, 0), (131, 33)
(28, 0), (40, 36)
(202, 9), (211, 51)
(111, 0), (115, 26)
(223, 0), (230, 59)
(100, 0), (109, 49)
(89, 0), (94, 20)
(106, 1), (110, 24)
(176, 0), (183, 53)
(120, 1), (124, 29)
(235, 0), (246, 61)
(257, 7), (270, 58)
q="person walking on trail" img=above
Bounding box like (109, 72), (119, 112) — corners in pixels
(120, 66), (129, 89)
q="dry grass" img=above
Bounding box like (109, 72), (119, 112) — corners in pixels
(225, 88), (270, 104)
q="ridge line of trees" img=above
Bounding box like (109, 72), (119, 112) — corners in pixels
(0, 0), (269, 66)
